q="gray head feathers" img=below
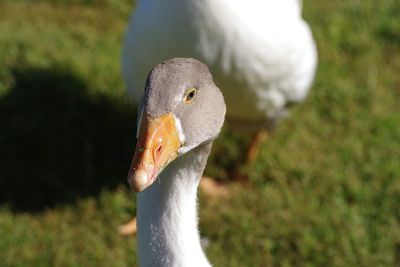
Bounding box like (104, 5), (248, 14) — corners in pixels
(142, 58), (226, 152)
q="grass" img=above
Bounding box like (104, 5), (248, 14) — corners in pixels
(0, 0), (399, 266)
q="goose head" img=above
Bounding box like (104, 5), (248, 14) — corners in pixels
(127, 58), (226, 192)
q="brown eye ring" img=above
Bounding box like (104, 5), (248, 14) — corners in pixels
(183, 88), (197, 104)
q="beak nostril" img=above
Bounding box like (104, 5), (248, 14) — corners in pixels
(154, 145), (162, 162)
(156, 145), (162, 155)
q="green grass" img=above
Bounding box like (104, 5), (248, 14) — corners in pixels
(0, 0), (399, 266)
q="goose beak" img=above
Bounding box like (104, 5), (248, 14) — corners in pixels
(127, 113), (181, 192)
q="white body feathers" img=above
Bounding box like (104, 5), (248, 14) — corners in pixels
(122, 0), (317, 125)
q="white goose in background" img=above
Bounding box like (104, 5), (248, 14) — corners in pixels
(123, 0), (317, 133)
(120, 0), (317, 233)
(128, 58), (226, 267)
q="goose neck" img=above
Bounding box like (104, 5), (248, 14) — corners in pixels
(136, 143), (212, 267)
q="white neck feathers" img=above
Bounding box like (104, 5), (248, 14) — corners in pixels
(136, 143), (212, 267)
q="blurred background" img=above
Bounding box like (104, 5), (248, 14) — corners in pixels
(0, 0), (399, 266)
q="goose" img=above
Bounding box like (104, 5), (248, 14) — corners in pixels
(127, 58), (225, 267)
(120, 0), (317, 234)
(122, 0), (317, 143)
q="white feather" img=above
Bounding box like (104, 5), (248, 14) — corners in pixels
(173, 114), (186, 145)
(122, 0), (317, 125)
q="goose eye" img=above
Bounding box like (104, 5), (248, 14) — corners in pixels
(183, 88), (197, 104)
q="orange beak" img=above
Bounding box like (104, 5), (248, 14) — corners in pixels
(127, 113), (182, 192)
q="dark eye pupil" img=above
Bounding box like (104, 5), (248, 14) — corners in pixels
(184, 89), (197, 103)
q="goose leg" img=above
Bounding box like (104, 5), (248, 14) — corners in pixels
(119, 217), (137, 235)
(199, 176), (230, 197)
(230, 129), (269, 183)
(246, 129), (269, 163)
